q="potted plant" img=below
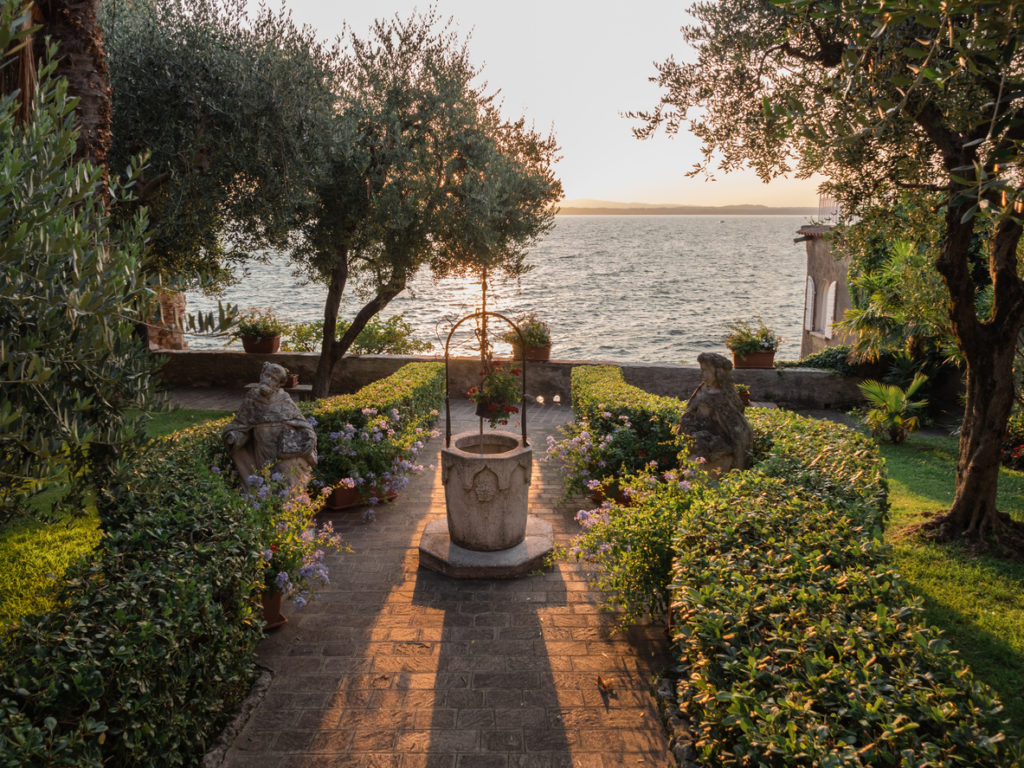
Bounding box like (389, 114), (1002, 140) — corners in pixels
(724, 318), (781, 368)
(503, 312), (551, 361)
(232, 307), (288, 354)
(243, 472), (349, 628)
(734, 383), (751, 406)
(467, 362), (522, 428)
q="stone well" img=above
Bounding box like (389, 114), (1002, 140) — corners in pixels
(419, 430), (552, 579)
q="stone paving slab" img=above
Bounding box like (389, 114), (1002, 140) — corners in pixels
(215, 399), (674, 768)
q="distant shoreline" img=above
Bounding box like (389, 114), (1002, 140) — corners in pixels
(556, 205), (818, 216)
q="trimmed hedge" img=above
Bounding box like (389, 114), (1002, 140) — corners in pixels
(569, 365), (686, 476)
(0, 363), (444, 767)
(0, 423), (260, 767)
(559, 367), (1014, 765)
(669, 411), (1013, 766)
(301, 362), (443, 486)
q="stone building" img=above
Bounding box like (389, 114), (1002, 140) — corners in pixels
(796, 198), (855, 358)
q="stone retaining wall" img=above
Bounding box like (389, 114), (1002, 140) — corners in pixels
(156, 350), (865, 410)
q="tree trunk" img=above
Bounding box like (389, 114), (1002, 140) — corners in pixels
(312, 272), (407, 399)
(940, 338), (1018, 538)
(929, 196), (1024, 542)
(36, 0), (110, 169)
(312, 251), (348, 399)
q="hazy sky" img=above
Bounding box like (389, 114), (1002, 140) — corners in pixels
(253, 0), (822, 207)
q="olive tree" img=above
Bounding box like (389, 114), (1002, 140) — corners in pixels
(294, 11), (561, 398)
(101, 0), (338, 286)
(0, 7), (159, 523)
(636, 0), (1024, 544)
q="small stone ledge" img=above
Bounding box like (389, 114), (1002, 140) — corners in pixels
(418, 517), (553, 579)
(156, 350), (866, 410)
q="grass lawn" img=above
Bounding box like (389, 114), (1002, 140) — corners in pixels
(880, 435), (1024, 742)
(0, 407), (231, 631)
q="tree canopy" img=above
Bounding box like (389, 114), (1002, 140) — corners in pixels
(293, 10), (562, 398)
(0, 7), (159, 523)
(101, 0), (339, 286)
(637, 0), (1024, 543)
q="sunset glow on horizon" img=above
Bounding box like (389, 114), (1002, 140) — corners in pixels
(245, 0), (822, 208)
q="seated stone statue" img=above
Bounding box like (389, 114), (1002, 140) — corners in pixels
(677, 352), (753, 474)
(222, 362), (317, 488)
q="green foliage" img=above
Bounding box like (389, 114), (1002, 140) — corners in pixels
(0, 21), (161, 524)
(0, 368), (441, 765)
(291, 10), (561, 389)
(302, 363), (444, 497)
(859, 373), (929, 444)
(342, 315), (434, 355)
(1002, 408), (1024, 471)
(723, 318), (780, 356)
(0, 423), (264, 767)
(777, 345), (857, 376)
(101, 0), (339, 285)
(503, 312), (551, 348)
(467, 362), (522, 428)
(230, 307), (288, 341)
(570, 464), (708, 624)
(638, 0), (1024, 534)
(838, 221), (965, 365)
(571, 366), (686, 462)
(671, 472), (1013, 767)
(281, 315), (433, 354)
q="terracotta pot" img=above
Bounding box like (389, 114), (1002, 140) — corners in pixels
(732, 350), (775, 369)
(736, 389), (752, 406)
(261, 591), (287, 630)
(241, 335), (281, 354)
(511, 342), (551, 361)
(324, 484), (398, 510)
(284, 373), (299, 388)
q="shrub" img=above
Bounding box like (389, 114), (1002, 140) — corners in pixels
(569, 463), (709, 623)
(859, 373), (929, 444)
(0, 17), (159, 524)
(302, 363), (443, 504)
(0, 363), (443, 766)
(0, 423), (263, 767)
(552, 366), (685, 492)
(777, 344), (856, 375)
(280, 315), (433, 354)
(670, 472), (1012, 766)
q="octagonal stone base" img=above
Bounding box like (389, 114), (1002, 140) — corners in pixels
(418, 517), (553, 579)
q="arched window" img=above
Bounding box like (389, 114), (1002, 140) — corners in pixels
(824, 281), (838, 339)
(804, 276), (816, 331)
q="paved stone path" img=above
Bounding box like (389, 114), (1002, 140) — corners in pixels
(187, 393), (673, 768)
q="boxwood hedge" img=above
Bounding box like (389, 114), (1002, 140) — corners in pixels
(563, 366), (1015, 766)
(0, 363), (444, 767)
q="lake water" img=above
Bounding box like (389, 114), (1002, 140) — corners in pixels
(186, 215), (812, 364)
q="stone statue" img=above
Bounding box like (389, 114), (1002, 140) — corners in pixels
(222, 362), (317, 488)
(677, 352), (753, 474)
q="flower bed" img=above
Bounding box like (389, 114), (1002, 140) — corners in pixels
(0, 363), (443, 766)
(301, 362), (444, 511)
(548, 366), (685, 497)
